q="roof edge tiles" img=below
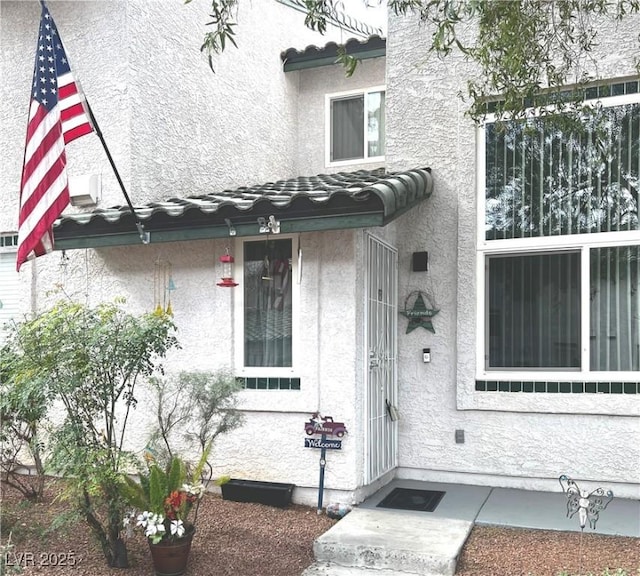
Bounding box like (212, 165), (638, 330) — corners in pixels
(281, 35), (386, 72)
(53, 167), (432, 250)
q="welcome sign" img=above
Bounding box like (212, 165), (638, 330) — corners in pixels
(304, 437), (342, 450)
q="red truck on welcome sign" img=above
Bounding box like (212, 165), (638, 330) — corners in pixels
(304, 413), (347, 438)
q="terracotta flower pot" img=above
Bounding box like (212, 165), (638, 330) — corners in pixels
(148, 526), (195, 576)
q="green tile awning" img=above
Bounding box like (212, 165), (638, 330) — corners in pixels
(53, 167), (433, 250)
(281, 35), (386, 72)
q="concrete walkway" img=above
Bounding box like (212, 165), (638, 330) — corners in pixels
(303, 479), (640, 576)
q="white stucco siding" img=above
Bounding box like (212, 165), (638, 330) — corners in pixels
(21, 229), (364, 501)
(295, 57), (386, 175)
(128, 0), (335, 202)
(387, 13), (640, 496)
(198, 229), (363, 500)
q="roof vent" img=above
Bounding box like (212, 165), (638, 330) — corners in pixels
(69, 173), (101, 207)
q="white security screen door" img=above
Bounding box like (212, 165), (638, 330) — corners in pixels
(364, 233), (398, 484)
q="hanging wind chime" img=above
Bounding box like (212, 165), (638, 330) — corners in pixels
(154, 258), (176, 315)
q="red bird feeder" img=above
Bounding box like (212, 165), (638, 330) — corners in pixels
(217, 252), (238, 287)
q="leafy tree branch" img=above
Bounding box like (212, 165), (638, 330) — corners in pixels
(195, 0), (640, 120)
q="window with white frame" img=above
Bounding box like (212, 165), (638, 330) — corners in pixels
(478, 90), (640, 388)
(235, 236), (299, 389)
(326, 87), (385, 165)
(0, 234), (20, 345)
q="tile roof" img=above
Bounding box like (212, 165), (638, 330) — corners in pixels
(281, 35), (386, 71)
(54, 167), (433, 250)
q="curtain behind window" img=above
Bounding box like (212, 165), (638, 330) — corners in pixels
(488, 252), (581, 369)
(244, 240), (292, 367)
(367, 91), (385, 158)
(331, 96), (364, 161)
(591, 245), (640, 371)
(485, 102), (640, 373)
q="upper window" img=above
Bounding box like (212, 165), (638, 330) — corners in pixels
(235, 236), (298, 377)
(479, 93), (640, 379)
(326, 87), (385, 166)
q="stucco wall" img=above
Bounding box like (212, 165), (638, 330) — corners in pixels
(386, 12), (640, 497)
(4, 0), (638, 503)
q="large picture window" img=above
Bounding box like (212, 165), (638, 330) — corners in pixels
(326, 87), (385, 165)
(480, 93), (640, 380)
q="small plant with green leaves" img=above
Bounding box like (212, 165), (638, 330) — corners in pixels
(146, 370), (244, 468)
(121, 446), (226, 544)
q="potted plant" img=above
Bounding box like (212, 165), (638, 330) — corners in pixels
(121, 369), (242, 575)
(122, 448), (223, 576)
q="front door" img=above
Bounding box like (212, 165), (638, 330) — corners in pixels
(364, 233), (398, 484)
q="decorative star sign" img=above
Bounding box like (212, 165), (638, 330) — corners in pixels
(401, 292), (439, 334)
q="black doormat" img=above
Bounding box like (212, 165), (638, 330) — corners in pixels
(376, 488), (445, 512)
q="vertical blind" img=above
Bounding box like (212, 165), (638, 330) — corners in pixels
(485, 103), (640, 240)
(331, 96), (364, 162)
(0, 245), (20, 346)
(590, 246), (639, 371)
(485, 102), (640, 372)
(489, 252), (581, 369)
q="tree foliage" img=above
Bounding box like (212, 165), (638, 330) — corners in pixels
(196, 0), (640, 120)
(2, 301), (178, 568)
(146, 370), (244, 473)
(0, 344), (48, 501)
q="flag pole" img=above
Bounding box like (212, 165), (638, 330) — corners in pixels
(83, 98), (150, 244)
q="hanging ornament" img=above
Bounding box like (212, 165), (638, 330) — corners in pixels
(166, 274), (176, 316)
(154, 258), (175, 314)
(217, 248), (238, 287)
(261, 238), (272, 281)
(400, 290), (440, 334)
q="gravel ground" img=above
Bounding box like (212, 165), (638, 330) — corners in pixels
(2, 479), (639, 576)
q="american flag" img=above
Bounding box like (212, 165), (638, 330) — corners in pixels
(17, 1), (94, 271)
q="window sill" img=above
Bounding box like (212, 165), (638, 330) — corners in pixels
(325, 156), (385, 169)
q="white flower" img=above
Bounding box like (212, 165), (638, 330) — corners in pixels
(182, 483), (205, 498)
(144, 514), (166, 538)
(170, 519), (185, 538)
(136, 510), (151, 528)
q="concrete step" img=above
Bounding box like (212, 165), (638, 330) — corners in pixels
(310, 508), (473, 576)
(303, 561), (437, 575)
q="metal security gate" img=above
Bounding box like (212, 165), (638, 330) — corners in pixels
(364, 234), (398, 484)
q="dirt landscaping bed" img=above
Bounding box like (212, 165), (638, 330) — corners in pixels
(1, 478), (638, 576)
